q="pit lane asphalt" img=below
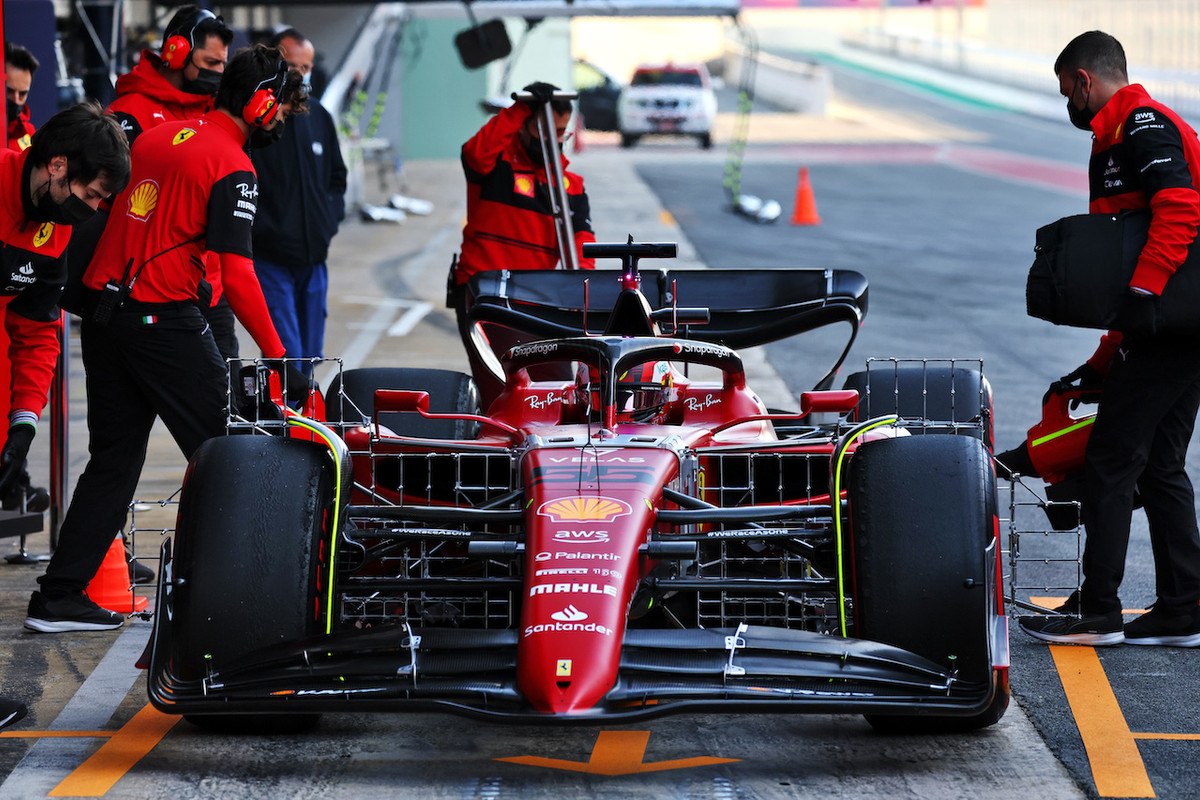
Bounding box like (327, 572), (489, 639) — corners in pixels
(0, 55), (1115, 798)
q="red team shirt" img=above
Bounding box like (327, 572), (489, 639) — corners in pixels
(0, 148), (70, 417)
(86, 111), (283, 357)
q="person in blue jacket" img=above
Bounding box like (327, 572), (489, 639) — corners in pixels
(251, 29), (347, 376)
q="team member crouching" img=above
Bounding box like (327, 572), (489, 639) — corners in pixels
(25, 46), (307, 633)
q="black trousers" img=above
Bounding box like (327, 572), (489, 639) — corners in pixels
(37, 301), (226, 598)
(1081, 336), (1200, 615)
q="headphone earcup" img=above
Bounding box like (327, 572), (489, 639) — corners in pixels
(161, 34), (191, 70)
(242, 88), (279, 128)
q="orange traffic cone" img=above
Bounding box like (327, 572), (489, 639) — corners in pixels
(85, 534), (148, 614)
(790, 166), (821, 226)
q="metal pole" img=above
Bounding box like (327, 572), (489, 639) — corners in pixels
(49, 316), (68, 550)
(513, 90), (580, 271)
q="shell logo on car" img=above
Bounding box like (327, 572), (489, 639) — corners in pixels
(537, 496), (631, 522)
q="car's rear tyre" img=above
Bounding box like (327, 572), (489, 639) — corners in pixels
(620, 133), (639, 148)
(170, 435), (335, 732)
(698, 133), (712, 149)
(326, 367), (480, 439)
(847, 434), (1007, 732)
(841, 363), (994, 450)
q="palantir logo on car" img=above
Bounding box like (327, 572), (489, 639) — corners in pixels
(551, 605), (588, 623)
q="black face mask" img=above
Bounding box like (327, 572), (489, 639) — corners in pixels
(522, 132), (547, 166)
(248, 121), (285, 149)
(1067, 75), (1097, 131)
(181, 67), (222, 96)
(32, 178), (97, 226)
(6, 99), (21, 123)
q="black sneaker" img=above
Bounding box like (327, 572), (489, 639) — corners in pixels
(1054, 590), (1081, 614)
(1019, 611), (1124, 645)
(128, 558), (156, 585)
(24, 591), (124, 633)
(1124, 604), (1200, 647)
(0, 697), (27, 730)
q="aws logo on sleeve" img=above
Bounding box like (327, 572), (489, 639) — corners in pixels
(32, 222), (54, 249)
(172, 128), (197, 146)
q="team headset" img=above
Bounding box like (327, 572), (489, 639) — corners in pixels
(160, 8), (220, 71)
(243, 61), (289, 127)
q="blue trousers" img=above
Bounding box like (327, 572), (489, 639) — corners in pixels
(253, 258), (328, 373)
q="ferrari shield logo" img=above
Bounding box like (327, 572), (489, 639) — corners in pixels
(172, 128), (197, 145)
(538, 496), (632, 522)
(556, 659), (572, 677)
(32, 222), (54, 249)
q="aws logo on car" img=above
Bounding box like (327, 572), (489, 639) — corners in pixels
(538, 496), (631, 522)
(552, 529), (610, 544)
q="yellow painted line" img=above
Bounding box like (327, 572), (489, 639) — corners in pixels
(1050, 645), (1155, 798)
(1029, 597), (1148, 615)
(0, 731), (113, 739)
(48, 704), (180, 797)
(658, 209), (676, 227)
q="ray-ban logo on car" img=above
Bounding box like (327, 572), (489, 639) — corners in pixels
(550, 605), (588, 622)
(552, 530), (610, 544)
(538, 496), (631, 522)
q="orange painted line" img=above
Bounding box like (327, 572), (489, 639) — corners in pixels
(1132, 733), (1200, 741)
(0, 731), (113, 739)
(1050, 645), (1155, 798)
(1029, 597), (1147, 615)
(497, 730), (740, 776)
(48, 704), (180, 797)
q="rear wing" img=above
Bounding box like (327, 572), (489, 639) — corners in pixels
(465, 268), (868, 350)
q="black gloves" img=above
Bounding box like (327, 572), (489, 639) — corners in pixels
(520, 81), (558, 105)
(1043, 363), (1103, 406)
(267, 360), (318, 405)
(0, 424), (35, 500)
(1115, 290), (1160, 339)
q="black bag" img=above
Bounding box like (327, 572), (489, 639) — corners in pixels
(1026, 209), (1200, 333)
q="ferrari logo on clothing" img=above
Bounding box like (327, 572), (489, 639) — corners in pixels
(127, 180), (160, 222)
(514, 174), (535, 197)
(15, 135), (30, 151)
(172, 128), (197, 146)
(32, 223), (54, 249)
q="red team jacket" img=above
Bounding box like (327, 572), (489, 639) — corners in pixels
(1084, 83), (1200, 372)
(0, 148), (70, 417)
(86, 111), (283, 357)
(107, 51), (214, 145)
(456, 102), (595, 285)
(6, 105), (35, 152)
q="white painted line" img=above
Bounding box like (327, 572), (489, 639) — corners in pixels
(387, 301), (434, 337)
(0, 621), (152, 799)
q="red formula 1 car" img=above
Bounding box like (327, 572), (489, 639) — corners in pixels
(146, 241), (1009, 731)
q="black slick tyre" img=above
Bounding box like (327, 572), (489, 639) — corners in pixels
(842, 363), (994, 449)
(326, 367), (479, 438)
(170, 435), (334, 732)
(847, 434), (1008, 732)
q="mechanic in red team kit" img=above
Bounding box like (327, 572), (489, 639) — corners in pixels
(106, 5), (231, 145)
(5, 42), (39, 152)
(0, 103), (130, 513)
(25, 46), (307, 633)
(1020, 31), (1200, 647)
(99, 6), (243, 363)
(452, 82), (596, 407)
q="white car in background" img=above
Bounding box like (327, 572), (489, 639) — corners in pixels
(618, 62), (718, 149)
